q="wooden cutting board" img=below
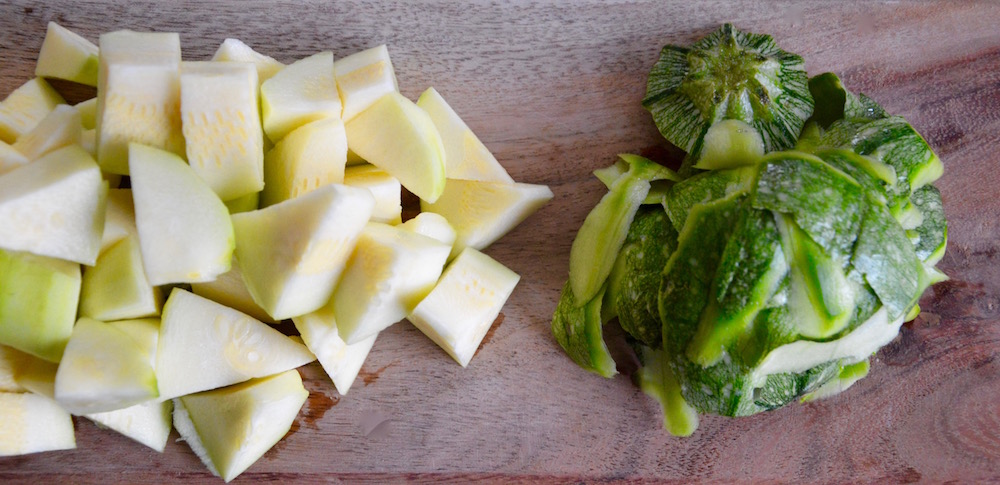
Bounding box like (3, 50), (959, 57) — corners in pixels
(2, 1), (999, 482)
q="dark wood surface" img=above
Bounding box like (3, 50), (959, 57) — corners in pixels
(2, 1), (999, 482)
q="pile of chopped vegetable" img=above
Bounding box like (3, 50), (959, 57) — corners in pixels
(552, 24), (947, 436)
(0, 22), (551, 480)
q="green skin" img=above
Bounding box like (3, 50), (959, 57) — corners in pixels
(687, 205), (787, 366)
(820, 115), (942, 201)
(568, 155), (677, 305)
(662, 167), (751, 232)
(612, 207), (678, 347)
(636, 346), (698, 436)
(752, 151), (866, 262)
(643, 24), (813, 161)
(553, 26), (947, 437)
(852, 199), (924, 321)
(806, 72), (886, 129)
(560, 146), (935, 424)
(801, 359), (871, 402)
(908, 184), (948, 265)
(551, 281), (616, 378)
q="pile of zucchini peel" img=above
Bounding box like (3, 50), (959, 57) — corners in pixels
(551, 24), (947, 436)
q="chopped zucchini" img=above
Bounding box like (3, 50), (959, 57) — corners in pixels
(550, 282), (616, 378)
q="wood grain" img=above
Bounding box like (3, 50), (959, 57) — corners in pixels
(2, 1), (1000, 482)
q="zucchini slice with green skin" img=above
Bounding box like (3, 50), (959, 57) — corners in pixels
(613, 206), (678, 347)
(643, 24), (813, 161)
(821, 116), (942, 198)
(815, 148), (898, 207)
(734, 293), (797, 367)
(594, 156), (678, 206)
(908, 184), (948, 265)
(568, 171), (649, 305)
(636, 346), (699, 437)
(593, 155), (681, 187)
(807, 72), (858, 130)
(593, 160), (628, 188)
(551, 282), (616, 377)
(806, 72), (887, 129)
(619, 153), (682, 181)
(663, 167), (752, 232)
(801, 358), (871, 402)
(659, 192), (743, 349)
(852, 199), (924, 321)
(569, 156), (676, 304)
(693, 119), (765, 170)
(752, 151), (867, 262)
(850, 93), (889, 121)
(776, 213), (857, 339)
(687, 205), (787, 366)
(750, 360), (841, 412)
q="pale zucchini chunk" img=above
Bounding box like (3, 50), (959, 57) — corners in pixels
(335, 44), (398, 122)
(0, 144), (106, 266)
(12, 353), (59, 397)
(233, 183), (374, 320)
(99, 188), (136, 251)
(53, 317), (158, 415)
(74, 97), (97, 130)
(155, 289), (315, 401)
(129, 143), (234, 285)
(35, 22), (100, 86)
(345, 147), (367, 166)
(261, 117), (347, 207)
(81, 317), (171, 452)
(421, 179), (553, 259)
(211, 38), (284, 85)
(400, 212), (456, 247)
(345, 92), (446, 203)
(107, 318), (160, 367)
(173, 369), (308, 482)
(181, 61), (264, 201)
(79, 235), (162, 321)
(86, 400), (172, 453)
(260, 51), (340, 142)
(417, 87), (514, 183)
(80, 128), (97, 158)
(0, 77), (65, 144)
(0, 139), (28, 176)
(0, 344), (30, 393)
(343, 164), (402, 225)
(333, 222), (451, 345)
(223, 191), (260, 214)
(191, 256), (277, 325)
(11, 104), (81, 161)
(96, 30), (184, 175)
(409, 248), (519, 367)
(0, 392), (76, 456)
(78, 318), (167, 453)
(293, 302), (376, 395)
